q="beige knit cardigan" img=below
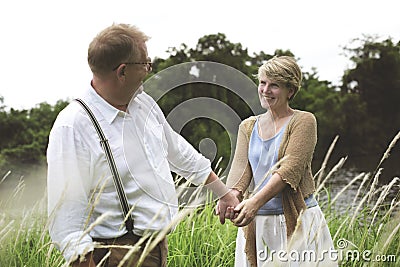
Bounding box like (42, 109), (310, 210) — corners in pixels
(226, 110), (317, 267)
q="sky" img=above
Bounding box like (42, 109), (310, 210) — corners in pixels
(0, 0), (399, 110)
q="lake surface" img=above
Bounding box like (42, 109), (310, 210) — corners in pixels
(313, 151), (399, 213)
(0, 165), (48, 216)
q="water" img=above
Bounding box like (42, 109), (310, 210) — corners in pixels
(313, 152), (400, 214)
(0, 165), (47, 215)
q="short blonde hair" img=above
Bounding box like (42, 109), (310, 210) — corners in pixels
(257, 56), (302, 100)
(88, 23), (150, 76)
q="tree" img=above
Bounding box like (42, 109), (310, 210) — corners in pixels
(0, 99), (69, 169)
(291, 70), (344, 157)
(146, 34), (258, 171)
(147, 34), (343, 169)
(341, 36), (400, 152)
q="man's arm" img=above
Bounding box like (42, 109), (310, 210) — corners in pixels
(204, 171), (240, 224)
(47, 124), (94, 262)
(147, 98), (240, 222)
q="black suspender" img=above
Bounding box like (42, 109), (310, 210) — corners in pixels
(75, 98), (134, 233)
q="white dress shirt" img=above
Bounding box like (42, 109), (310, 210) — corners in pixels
(47, 85), (212, 261)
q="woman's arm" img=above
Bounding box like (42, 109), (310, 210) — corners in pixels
(275, 112), (317, 190)
(216, 118), (256, 222)
(232, 172), (286, 227)
(226, 119), (254, 192)
(232, 112), (317, 226)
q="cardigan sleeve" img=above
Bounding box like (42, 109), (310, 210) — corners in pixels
(226, 117), (255, 194)
(275, 112), (317, 190)
(226, 117), (258, 267)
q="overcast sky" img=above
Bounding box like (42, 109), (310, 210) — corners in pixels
(1, 0), (399, 109)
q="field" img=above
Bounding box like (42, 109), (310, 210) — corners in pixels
(0, 134), (399, 266)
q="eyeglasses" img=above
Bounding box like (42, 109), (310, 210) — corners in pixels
(112, 57), (153, 72)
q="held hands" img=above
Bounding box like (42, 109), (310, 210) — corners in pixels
(216, 191), (261, 227)
(231, 198), (259, 227)
(215, 189), (241, 224)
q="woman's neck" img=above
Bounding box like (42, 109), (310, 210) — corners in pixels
(269, 106), (293, 120)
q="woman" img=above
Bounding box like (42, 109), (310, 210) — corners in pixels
(223, 56), (336, 266)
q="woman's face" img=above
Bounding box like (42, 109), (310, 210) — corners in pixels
(258, 75), (292, 110)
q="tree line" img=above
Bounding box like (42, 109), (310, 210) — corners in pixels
(0, 100), (69, 169)
(0, 34), (399, 174)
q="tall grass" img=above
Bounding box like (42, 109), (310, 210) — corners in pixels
(317, 132), (400, 267)
(0, 132), (399, 266)
(0, 180), (64, 267)
(167, 203), (237, 266)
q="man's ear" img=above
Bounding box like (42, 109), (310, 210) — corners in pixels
(119, 65), (126, 77)
(115, 64), (126, 78)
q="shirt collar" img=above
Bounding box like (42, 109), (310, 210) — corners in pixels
(85, 84), (123, 124)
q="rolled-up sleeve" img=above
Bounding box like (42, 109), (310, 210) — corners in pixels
(47, 125), (94, 262)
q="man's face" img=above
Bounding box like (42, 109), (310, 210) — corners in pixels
(124, 42), (151, 99)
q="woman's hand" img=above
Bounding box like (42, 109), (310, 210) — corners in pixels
(232, 197), (261, 227)
(232, 173), (287, 227)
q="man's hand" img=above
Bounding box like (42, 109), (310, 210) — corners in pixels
(72, 253), (96, 267)
(215, 189), (240, 224)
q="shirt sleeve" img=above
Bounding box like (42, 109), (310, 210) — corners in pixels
(47, 124), (94, 262)
(147, 102), (212, 185)
(166, 127), (212, 185)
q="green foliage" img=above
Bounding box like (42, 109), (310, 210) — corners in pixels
(2, 133), (400, 265)
(341, 36), (400, 154)
(291, 71), (343, 156)
(0, 100), (69, 169)
(1, 185), (399, 266)
(153, 33), (254, 77)
(167, 203), (237, 266)
(148, 34), (324, 169)
(0, 200), (64, 267)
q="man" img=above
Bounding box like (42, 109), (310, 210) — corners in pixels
(47, 23), (238, 267)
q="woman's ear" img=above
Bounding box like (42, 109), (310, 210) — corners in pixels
(288, 88), (295, 100)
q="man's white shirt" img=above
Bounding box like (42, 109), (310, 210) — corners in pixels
(47, 85), (211, 261)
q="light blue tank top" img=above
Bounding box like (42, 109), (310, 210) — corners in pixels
(248, 117), (317, 215)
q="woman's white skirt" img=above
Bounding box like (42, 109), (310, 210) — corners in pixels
(234, 206), (338, 266)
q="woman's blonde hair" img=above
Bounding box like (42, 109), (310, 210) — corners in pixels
(257, 56), (302, 100)
(88, 23), (150, 76)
